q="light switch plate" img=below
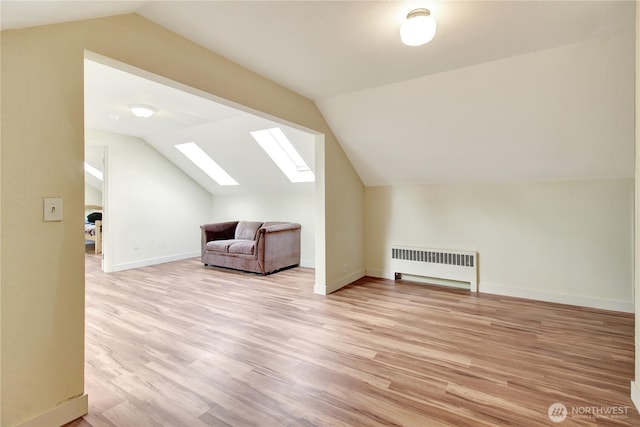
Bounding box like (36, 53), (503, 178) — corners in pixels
(44, 198), (63, 221)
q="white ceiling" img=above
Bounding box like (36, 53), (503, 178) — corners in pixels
(137, 0), (634, 100)
(84, 58), (316, 195)
(2, 1), (636, 188)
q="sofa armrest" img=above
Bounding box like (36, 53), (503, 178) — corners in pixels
(258, 222), (301, 235)
(257, 222), (301, 273)
(201, 222), (238, 256)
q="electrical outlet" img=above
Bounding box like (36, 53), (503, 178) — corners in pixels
(133, 241), (140, 249)
(342, 264), (347, 273)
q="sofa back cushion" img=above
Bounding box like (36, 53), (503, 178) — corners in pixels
(235, 221), (263, 240)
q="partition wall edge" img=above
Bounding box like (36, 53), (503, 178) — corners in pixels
(0, 14), (364, 426)
(632, 0), (640, 414)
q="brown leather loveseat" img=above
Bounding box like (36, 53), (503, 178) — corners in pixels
(200, 221), (301, 274)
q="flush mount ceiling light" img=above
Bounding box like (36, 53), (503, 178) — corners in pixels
(129, 104), (157, 118)
(400, 8), (437, 46)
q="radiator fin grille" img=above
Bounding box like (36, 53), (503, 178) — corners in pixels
(390, 246), (478, 292)
(391, 248), (474, 267)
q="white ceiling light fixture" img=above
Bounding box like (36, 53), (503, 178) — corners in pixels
(129, 104), (157, 118)
(251, 127), (315, 183)
(400, 8), (437, 46)
(174, 142), (238, 186)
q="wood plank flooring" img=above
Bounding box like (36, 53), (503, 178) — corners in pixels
(67, 254), (640, 426)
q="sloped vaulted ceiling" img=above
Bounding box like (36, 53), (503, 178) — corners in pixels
(2, 1), (635, 187)
(84, 58), (316, 196)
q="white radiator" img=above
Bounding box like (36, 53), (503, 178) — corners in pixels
(391, 246), (478, 292)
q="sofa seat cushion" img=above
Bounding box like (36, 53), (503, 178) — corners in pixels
(206, 239), (247, 253)
(235, 221), (263, 240)
(228, 240), (256, 255)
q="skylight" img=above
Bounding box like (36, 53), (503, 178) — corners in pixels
(84, 162), (103, 181)
(174, 142), (238, 186)
(250, 127), (315, 183)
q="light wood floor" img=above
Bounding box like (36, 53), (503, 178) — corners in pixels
(67, 254), (640, 426)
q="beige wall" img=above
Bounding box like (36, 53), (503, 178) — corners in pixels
(633, 0), (640, 414)
(366, 179), (634, 312)
(322, 135), (365, 292)
(0, 14), (364, 426)
(1, 21), (86, 427)
(0, 25), (4, 425)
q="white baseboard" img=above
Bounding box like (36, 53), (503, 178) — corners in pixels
(326, 268), (366, 294)
(313, 282), (326, 295)
(115, 254), (314, 272)
(364, 269), (634, 313)
(632, 381), (640, 415)
(365, 269), (389, 279)
(481, 282), (634, 313)
(17, 394), (88, 427)
(299, 259), (315, 269)
(112, 251), (200, 272)
(315, 268), (365, 295)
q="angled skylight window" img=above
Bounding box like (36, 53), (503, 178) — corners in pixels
(250, 127), (315, 183)
(174, 142), (238, 186)
(84, 162), (103, 181)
